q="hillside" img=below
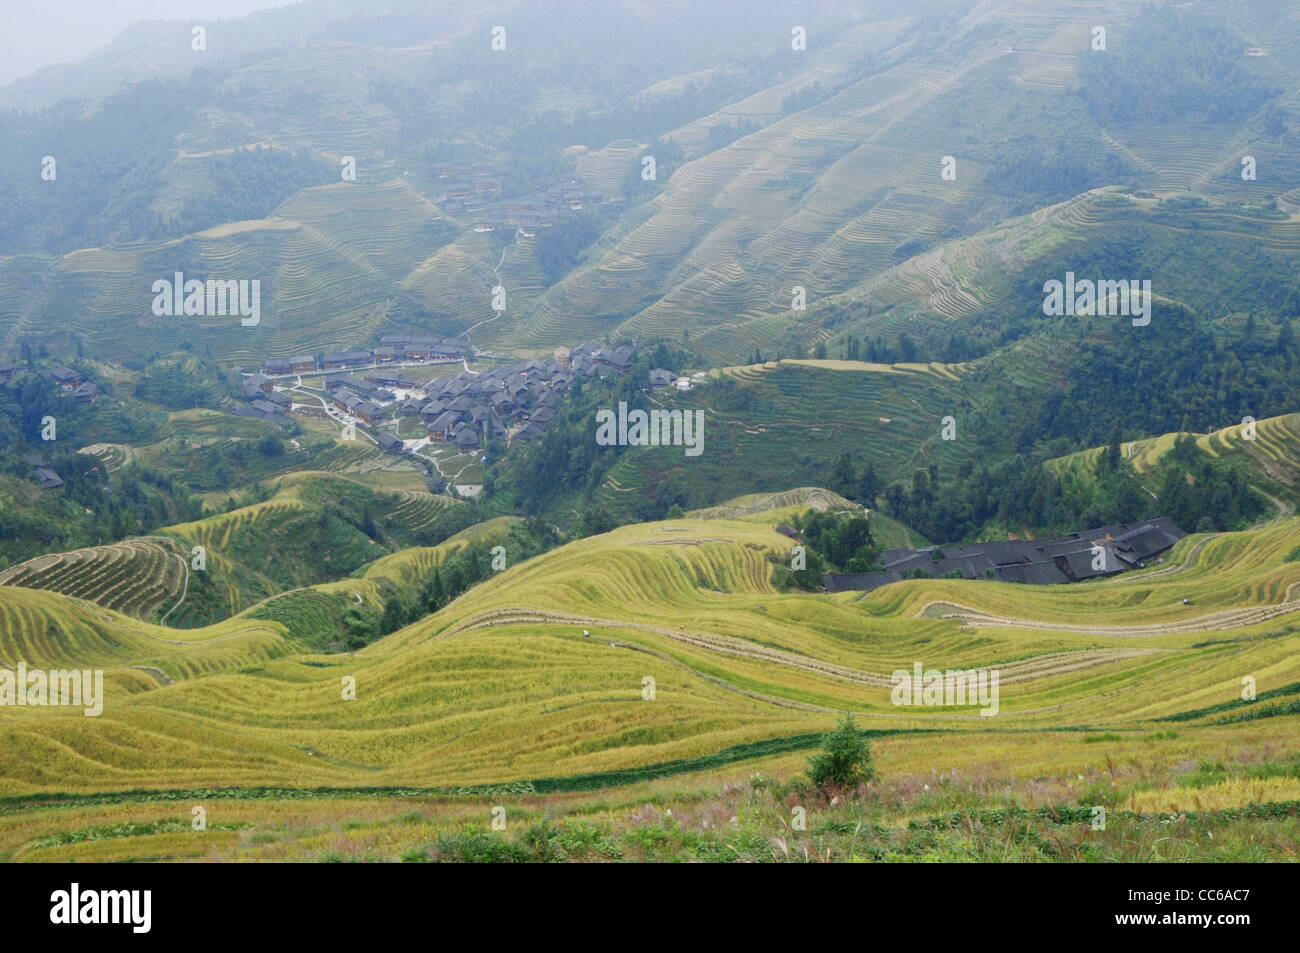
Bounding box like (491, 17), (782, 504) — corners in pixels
(1049, 412), (1300, 516)
(2, 0), (1298, 371)
(0, 496), (1296, 858)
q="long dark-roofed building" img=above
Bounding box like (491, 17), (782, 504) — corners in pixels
(825, 518), (1185, 593)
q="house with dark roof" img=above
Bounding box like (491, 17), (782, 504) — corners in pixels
(0, 362), (16, 383)
(325, 374), (391, 402)
(825, 518), (1185, 593)
(290, 355), (317, 374)
(649, 368), (677, 388)
(50, 367), (81, 389)
(264, 357), (292, 375)
(429, 411), (461, 440)
(995, 562), (1071, 585)
(73, 381), (98, 403)
(351, 400), (382, 426)
(610, 346), (634, 371)
(513, 421), (548, 443)
(35, 468), (64, 489)
(1111, 519), (1184, 566)
(321, 350), (372, 370)
(403, 340), (431, 361)
(249, 399), (282, 417)
(377, 433), (405, 455)
(455, 429), (480, 450)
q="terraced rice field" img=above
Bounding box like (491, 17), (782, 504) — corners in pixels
(1050, 412), (1300, 513)
(0, 489), (1296, 859)
(0, 537), (190, 620)
(0, 500), (1294, 787)
(596, 359), (979, 517)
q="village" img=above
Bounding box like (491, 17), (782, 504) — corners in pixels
(2, 338), (689, 496)
(432, 164), (608, 236)
(242, 335), (687, 488)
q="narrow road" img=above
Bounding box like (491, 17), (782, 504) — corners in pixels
(157, 553), (191, 625)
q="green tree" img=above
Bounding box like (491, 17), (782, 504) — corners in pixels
(828, 451), (856, 498)
(807, 712), (875, 791)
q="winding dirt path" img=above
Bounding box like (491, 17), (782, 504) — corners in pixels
(917, 599), (1300, 636)
(440, 608), (1157, 687)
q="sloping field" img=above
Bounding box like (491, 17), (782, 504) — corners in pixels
(0, 537), (191, 621)
(1, 500), (1295, 801)
(1049, 412), (1300, 513)
(594, 359), (982, 518)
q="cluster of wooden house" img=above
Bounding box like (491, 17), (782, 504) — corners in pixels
(437, 168), (604, 235)
(402, 340), (637, 451)
(0, 363), (98, 403)
(1, 364), (100, 491)
(823, 518), (1186, 593)
(247, 338), (647, 458)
